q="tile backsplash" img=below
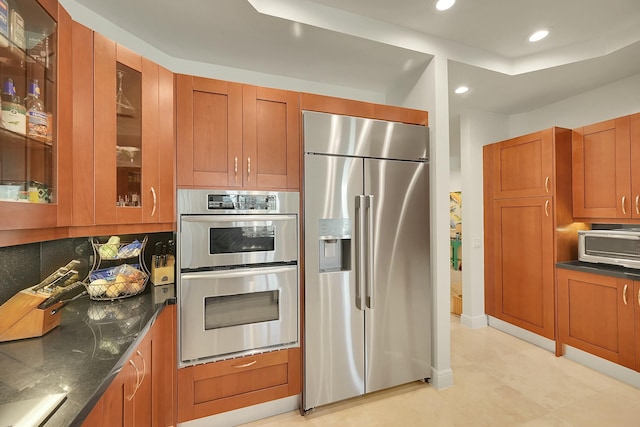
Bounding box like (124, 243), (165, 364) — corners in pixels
(0, 232), (174, 305)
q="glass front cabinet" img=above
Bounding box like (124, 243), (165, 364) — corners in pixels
(0, 0), (72, 231)
(91, 33), (174, 227)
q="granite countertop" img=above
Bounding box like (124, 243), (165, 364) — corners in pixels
(557, 260), (640, 280)
(0, 284), (175, 427)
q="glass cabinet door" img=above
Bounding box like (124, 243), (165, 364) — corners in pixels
(0, 0), (55, 204)
(115, 62), (141, 207)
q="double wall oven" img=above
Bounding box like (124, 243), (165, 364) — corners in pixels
(177, 189), (299, 367)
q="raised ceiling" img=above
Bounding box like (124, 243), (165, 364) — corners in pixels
(68, 0), (640, 116)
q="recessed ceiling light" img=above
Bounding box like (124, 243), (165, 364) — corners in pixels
(454, 86), (469, 94)
(528, 29), (549, 42)
(435, 0), (455, 11)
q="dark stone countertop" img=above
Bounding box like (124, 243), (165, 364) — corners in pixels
(557, 260), (640, 280)
(0, 284), (175, 427)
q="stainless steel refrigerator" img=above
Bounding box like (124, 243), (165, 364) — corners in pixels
(303, 111), (431, 412)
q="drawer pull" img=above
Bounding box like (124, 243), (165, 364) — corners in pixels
(232, 360), (257, 369)
(623, 284), (628, 305)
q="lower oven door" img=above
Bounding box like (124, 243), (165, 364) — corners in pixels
(180, 264), (298, 365)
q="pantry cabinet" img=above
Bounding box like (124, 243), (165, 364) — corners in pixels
(0, 0), (73, 232)
(177, 347), (300, 423)
(71, 28), (174, 229)
(82, 305), (176, 427)
(484, 127), (576, 341)
(557, 268), (635, 369)
(572, 116), (633, 220)
(176, 75), (299, 190)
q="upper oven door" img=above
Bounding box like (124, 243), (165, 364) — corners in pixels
(180, 214), (298, 270)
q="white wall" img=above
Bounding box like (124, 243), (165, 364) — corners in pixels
(509, 72), (640, 136)
(388, 56), (453, 390)
(458, 111), (508, 328)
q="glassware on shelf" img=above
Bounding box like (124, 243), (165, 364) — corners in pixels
(25, 79), (48, 142)
(116, 70), (135, 117)
(1, 78), (26, 135)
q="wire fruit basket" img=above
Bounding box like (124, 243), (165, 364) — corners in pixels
(85, 236), (149, 301)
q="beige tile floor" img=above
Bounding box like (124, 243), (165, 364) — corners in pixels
(241, 315), (640, 426)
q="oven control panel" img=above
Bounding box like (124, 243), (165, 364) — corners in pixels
(207, 194), (277, 211)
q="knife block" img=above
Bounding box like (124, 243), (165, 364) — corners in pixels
(151, 255), (175, 286)
(0, 290), (64, 342)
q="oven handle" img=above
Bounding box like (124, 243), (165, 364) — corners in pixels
(181, 215), (297, 223)
(181, 264), (297, 281)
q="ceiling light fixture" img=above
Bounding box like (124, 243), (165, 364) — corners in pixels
(528, 29), (549, 42)
(435, 0), (455, 11)
(454, 86), (469, 94)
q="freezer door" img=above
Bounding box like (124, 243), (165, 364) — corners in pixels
(303, 154), (365, 410)
(364, 158), (431, 393)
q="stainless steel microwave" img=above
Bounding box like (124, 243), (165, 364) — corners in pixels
(578, 229), (640, 269)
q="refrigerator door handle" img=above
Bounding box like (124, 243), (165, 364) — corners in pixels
(355, 195), (366, 311)
(366, 194), (375, 309)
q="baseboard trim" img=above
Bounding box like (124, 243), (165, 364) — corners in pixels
(177, 395), (299, 427)
(487, 316), (555, 352)
(563, 345), (640, 389)
(429, 367), (454, 390)
(460, 313), (488, 329)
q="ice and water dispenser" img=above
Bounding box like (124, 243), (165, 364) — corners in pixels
(318, 219), (351, 272)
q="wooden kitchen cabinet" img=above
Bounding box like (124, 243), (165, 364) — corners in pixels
(484, 127), (576, 341)
(82, 305), (176, 427)
(557, 268), (635, 369)
(490, 197), (555, 338)
(299, 92), (428, 125)
(572, 116), (631, 220)
(0, 0), (73, 233)
(177, 347), (300, 423)
(487, 129), (554, 199)
(82, 326), (152, 426)
(176, 75), (299, 190)
(71, 28), (175, 229)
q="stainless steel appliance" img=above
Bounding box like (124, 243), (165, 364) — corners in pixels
(302, 111), (431, 411)
(578, 228), (640, 269)
(177, 189), (299, 367)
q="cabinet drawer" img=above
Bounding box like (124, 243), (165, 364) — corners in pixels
(177, 348), (300, 423)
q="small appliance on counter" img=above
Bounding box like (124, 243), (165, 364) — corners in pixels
(578, 228), (640, 269)
(0, 260), (86, 342)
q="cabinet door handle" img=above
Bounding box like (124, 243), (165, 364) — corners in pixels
(234, 156), (238, 182)
(544, 199), (550, 217)
(636, 195), (639, 215)
(150, 187), (157, 217)
(622, 196), (627, 215)
(247, 157), (251, 181)
(545, 176), (550, 193)
(638, 288), (640, 307)
(127, 359), (141, 401)
(232, 360), (257, 368)
(623, 284), (628, 305)
(136, 350), (146, 389)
